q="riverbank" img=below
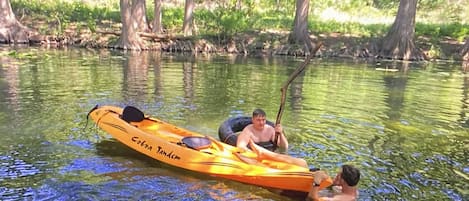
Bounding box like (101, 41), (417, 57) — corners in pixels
(21, 18), (466, 62)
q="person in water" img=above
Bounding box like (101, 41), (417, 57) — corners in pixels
(307, 165), (360, 201)
(236, 108), (289, 152)
(247, 140), (360, 201)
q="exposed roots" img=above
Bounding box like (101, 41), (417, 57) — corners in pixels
(0, 21), (38, 44)
(379, 34), (425, 61)
(460, 39), (469, 61)
(112, 36), (148, 51)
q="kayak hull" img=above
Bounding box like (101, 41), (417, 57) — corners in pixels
(88, 105), (331, 192)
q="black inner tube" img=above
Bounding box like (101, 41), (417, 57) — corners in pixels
(218, 116), (276, 151)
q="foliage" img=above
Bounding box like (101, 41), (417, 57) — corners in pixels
(194, 9), (219, 34)
(162, 7), (184, 31)
(9, 0), (469, 43)
(217, 9), (251, 35)
(11, 0), (120, 34)
(195, 8), (252, 38)
(250, 10), (294, 30)
(416, 23), (469, 42)
(371, 0), (399, 9)
(309, 21), (389, 38)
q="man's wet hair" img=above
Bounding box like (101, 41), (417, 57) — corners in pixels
(252, 109), (266, 117)
(341, 165), (360, 186)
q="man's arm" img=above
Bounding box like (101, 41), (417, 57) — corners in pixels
(306, 185), (322, 201)
(236, 127), (251, 151)
(306, 171), (330, 201)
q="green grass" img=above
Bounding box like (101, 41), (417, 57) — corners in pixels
(10, 0), (468, 42)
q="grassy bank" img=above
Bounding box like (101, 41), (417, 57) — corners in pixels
(11, 0), (468, 39)
(10, 0), (469, 60)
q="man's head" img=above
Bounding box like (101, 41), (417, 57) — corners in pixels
(251, 109), (267, 130)
(334, 165), (360, 187)
(252, 109), (266, 118)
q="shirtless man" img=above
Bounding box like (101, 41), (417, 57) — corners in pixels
(246, 140), (360, 201)
(308, 165), (361, 201)
(236, 109), (288, 152)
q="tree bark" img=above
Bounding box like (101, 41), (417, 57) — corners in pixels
(460, 38), (469, 61)
(0, 0), (37, 44)
(182, 0), (195, 36)
(288, 0), (314, 53)
(114, 0), (146, 50)
(379, 0), (424, 61)
(235, 0), (242, 10)
(152, 0), (163, 34)
(132, 0), (149, 32)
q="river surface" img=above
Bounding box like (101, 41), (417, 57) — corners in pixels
(0, 47), (468, 201)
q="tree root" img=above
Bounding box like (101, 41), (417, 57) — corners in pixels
(0, 21), (38, 44)
(460, 39), (469, 61)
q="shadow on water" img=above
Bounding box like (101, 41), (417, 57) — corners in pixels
(94, 140), (299, 200)
(95, 140), (161, 166)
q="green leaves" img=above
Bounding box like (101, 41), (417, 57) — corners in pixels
(219, 10), (250, 35)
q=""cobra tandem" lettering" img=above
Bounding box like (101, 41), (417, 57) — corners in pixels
(131, 136), (181, 160)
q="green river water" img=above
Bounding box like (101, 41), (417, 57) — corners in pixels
(0, 47), (467, 200)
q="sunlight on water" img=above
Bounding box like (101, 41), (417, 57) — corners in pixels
(0, 47), (468, 200)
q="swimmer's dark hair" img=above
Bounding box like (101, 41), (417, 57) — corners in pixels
(341, 165), (360, 186)
(252, 109), (266, 117)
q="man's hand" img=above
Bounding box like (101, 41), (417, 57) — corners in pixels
(275, 124), (283, 134)
(313, 171), (329, 185)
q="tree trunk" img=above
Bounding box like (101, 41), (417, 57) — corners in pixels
(379, 0), (424, 61)
(182, 0), (195, 36)
(0, 0), (36, 44)
(236, 0), (241, 10)
(460, 38), (469, 60)
(132, 0), (149, 32)
(114, 0), (146, 50)
(288, 0), (314, 53)
(152, 0), (163, 34)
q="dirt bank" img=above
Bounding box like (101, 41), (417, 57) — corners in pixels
(19, 19), (466, 61)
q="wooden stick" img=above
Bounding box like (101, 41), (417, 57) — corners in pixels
(274, 42), (323, 144)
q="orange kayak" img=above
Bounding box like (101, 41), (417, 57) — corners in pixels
(87, 105), (332, 192)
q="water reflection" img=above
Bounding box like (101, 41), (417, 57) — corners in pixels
(122, 51), (149, 102)
(383, 68), (407, 122)
(0, 56), (20, 112)
(0, 48), (467, 200)
(288, 64), (306, 114)
(183, 60), (195, 100)
(151, 53), (163, 100)
(461, 61), (469, 128)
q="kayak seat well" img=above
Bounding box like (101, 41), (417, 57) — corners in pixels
(121, 106), (145, 125)
(120, 106), (213, 151)
(181, 136), (211, 150)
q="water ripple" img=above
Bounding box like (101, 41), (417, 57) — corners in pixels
(0, 155), (41, 180)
